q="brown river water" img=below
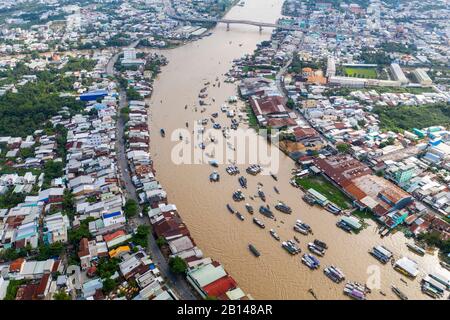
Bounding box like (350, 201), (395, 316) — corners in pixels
(146, 0), (449, 300)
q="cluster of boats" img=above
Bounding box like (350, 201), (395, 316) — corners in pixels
(274, 201), (292, 214)
(324, 265), (346, 283)
(307, 241), (327, 257)
(343, 282), (369, 300)
(226, 165), (240, 175)
(209, 171), (220, 182)
(301, 253), (320, 270)
(336, 220), (352, 233)
(246, 164), (262, 175)
(232, 190), (245, 202)
(294, 219), (312, 235)
(282, 240), (301, 255)
(369, 245), (393, 264)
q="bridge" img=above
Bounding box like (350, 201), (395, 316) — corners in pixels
(170, 15), (303, 32)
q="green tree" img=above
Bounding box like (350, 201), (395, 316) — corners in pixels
(132, 225), (150, 248)
(336, 143), (350, 153)
(102, 278), (117, 294)
(97, 258), (120, 279)
(53, 290), (71, 300)
(124, 199), (139, 218)
(156, 236), (167, 247)
(168, 256), (188, 274)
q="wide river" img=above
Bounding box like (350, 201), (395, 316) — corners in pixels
(147, 0), (449, 299)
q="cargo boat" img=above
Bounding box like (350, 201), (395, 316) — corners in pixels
(343, 282), (367, 300)
(369, 245), (393, 264)
(275, 202), (292, 214)
(232, 190), (245, 202)
(308, 243), (325, 257)
(301, 253), (320, 270)
(253, 217), (265, 229)
(270, 229), (280, 241)
(238, 176), (247, 188)
(406, 243), (426, 256)
(282, 240), (301, 255)
(313, 239), (328, 250)
(324, 266), (345, 283)
(259, 206), (274, 219)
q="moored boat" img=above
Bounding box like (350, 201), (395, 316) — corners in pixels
(391, 285), (408, 300)
(308, 243), (325, 257)
(324, 265), (345, 283)
(160, 128), (165, 137)
(253, 217), (265, 229)
(301, 253), (320, 270)
(343, 282), (367, 300)
(258, 189), (266, 202)
(226, 204), (235, 214)
(282, 240), (300, 255)
(406, 243), (426, 256)
(313, 239), (328, 250)
(209, 171), (220, 182)
(270, 229), (280, 241)
(248, 244), (260, 257)
(232, 190), (245, 202)
(236, 212), (245, 221)
(238, 176), (247, 188)
(275, 201), (292, 214)
(245, 203), (254, 214)
(259, 205), (274, 219)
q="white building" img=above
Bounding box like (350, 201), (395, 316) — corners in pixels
(390, 63), (408, 84)
(413, 68), (432, 86)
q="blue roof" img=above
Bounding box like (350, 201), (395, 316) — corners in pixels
(103, 211), (122, 219)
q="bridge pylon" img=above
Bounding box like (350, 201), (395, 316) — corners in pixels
(259, 26), (263, 32)
(226, 23), (230, 31)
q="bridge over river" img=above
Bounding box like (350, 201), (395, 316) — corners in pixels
(170, 14), (303, 32)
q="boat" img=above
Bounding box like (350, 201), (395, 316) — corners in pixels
(226, 165), (240, 175)
(293, 236), (300, 243)
(275, 201), (292, 214)
(294, 220), (311, 235)
(270, 172), (278, 181)
(232, 190), (245, 202)
(238, 176), (247, 188)
(226, 204), (235, 214)
(343, 282), (367, 300)
(209, 171), (220, 182)
(324, 266), (345, 283)
(270, 229), (280, 241)
(248, 244), (260, 257)
(259, 205), (274, 219)
(325, 203), (341, 215)
(301, 253), (320, 270)
(246, 164), (262, 175)
(308, 243), (325, 257)
(258, 190), (266, 202)
(406, 243), (426, 256)
(313, 239), (328, 250)
(369, 245), (393, 264)
(160, 129), (165, 137)
(179, 133), (183, 141)
(391, 285), (408, 300)
(336, 220), (352, 233)
(282, 240), (301, 255)
(236, 212), (245, 221)
(245, 203), (254, 214)
(209, 159), (219, 167)
(440, 261), (450, 271)
(253, 217), (265, 229)
(273, 186), (280, 194)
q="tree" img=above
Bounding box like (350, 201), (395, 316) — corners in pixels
(156, 236), (167, 247)
(336, 143), (350, 154)
(53, 290), (71, 300)
(96, 258), (120, 279)
(168, 256), (188, 274)
(286, 98), (295, 109)
(132, 225), (150, 248)
(102, 278), (117, 294)
(124, 199), (139, 218)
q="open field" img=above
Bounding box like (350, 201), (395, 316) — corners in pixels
(343, 67), (377, 78)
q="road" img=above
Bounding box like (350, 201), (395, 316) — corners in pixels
(106, 52), (197, 300)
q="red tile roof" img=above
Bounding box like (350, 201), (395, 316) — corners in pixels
(103, 230), (127, 243)
(203, 275), (237, 299)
